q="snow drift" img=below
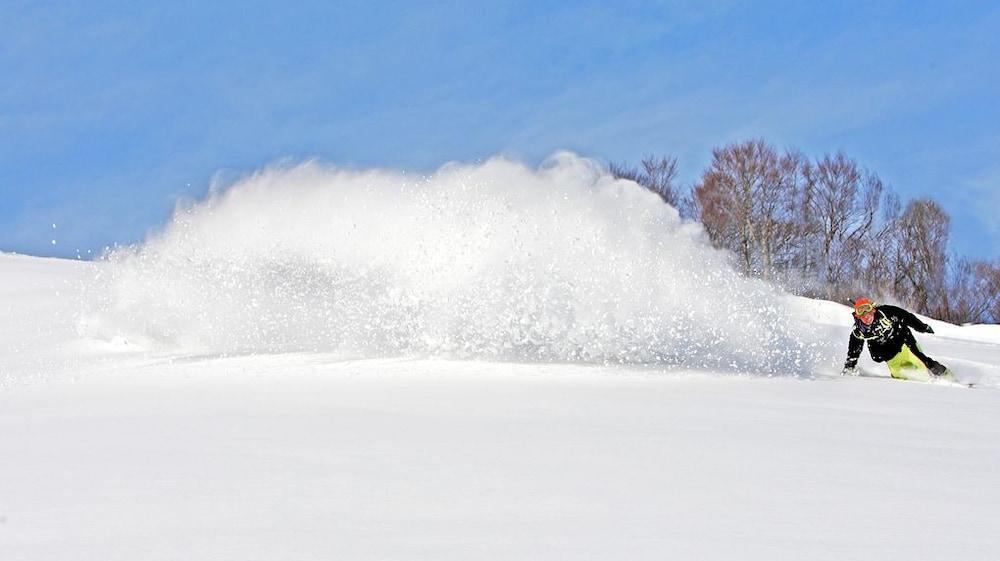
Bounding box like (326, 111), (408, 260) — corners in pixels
(84, 153), (826, 373)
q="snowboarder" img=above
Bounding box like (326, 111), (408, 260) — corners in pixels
(841, 298), (949, 379)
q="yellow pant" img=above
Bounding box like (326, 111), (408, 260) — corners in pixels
(885, 344), (953, 382)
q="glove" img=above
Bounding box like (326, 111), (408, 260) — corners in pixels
(922, 325), (935, 334)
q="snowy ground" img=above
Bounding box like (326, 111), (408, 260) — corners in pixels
(2, 253), (999, 560)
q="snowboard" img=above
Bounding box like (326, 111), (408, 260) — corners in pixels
(853, 368), (974, 388)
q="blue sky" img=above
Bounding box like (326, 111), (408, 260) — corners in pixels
(2, 0), (998, 259)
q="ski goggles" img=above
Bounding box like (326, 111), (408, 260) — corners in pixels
(853, 302), (876, 316)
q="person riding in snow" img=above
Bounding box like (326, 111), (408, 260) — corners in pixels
(842, 298), (949, 379)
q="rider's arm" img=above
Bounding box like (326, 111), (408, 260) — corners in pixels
(843, 329), (864, 372)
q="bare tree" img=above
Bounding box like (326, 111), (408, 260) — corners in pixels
(693, 140), (803, 281)
(609, 155), (682, 208)
(986, 262), (1000, 323)
(614, 140), (996, 325)
(640, 155), (681, 207)
(608, 161), (642, 184)
(894, 198), (950, 316)
(800, 152), (884, 299)
(857, 191), (902, 299)
(944, 258), (999, 324)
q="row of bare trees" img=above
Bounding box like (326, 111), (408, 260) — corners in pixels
(612, 140), (1000, 324)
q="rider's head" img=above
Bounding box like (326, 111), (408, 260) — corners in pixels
(853, 297), (876, 325)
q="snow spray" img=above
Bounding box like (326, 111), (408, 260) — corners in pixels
(85, 153), (824, 374)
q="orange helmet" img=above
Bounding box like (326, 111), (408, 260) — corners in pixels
(853, 297), (876, 317)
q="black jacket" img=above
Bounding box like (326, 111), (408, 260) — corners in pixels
(844, 304), (934, 368)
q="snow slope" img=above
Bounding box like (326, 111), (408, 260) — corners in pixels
(3, 255), (1000, 561)
(2, 155), (999, 559)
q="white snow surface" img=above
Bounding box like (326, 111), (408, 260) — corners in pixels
(2, 155), (999, 559)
